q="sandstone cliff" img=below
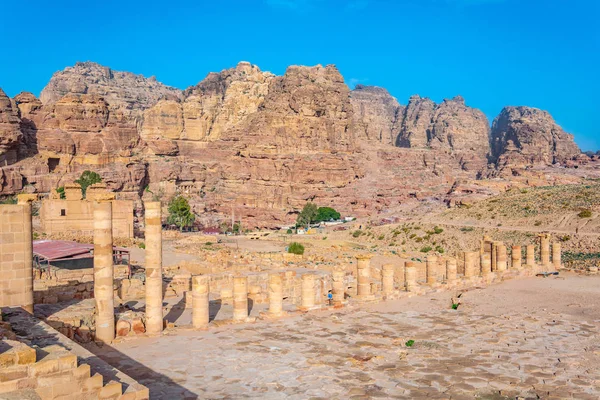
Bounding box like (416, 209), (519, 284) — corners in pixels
(0, 89), (22, 166)
(396, 95), (491, 171)
(490, 106), (580, 166)
(350, 85), (403, 146)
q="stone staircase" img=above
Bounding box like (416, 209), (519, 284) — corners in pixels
(0, 309), (149, 400)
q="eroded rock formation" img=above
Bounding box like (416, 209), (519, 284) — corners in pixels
(0, 89), (22, 166)
(490, 106), (580, 166)
(350, 85), (403, 146)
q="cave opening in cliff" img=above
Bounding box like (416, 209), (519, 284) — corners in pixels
(48, 158), (60, 172)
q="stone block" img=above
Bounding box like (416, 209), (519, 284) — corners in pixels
(99, 381), (123, 399)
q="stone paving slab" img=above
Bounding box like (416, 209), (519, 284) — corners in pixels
(97, 276), (600, 399)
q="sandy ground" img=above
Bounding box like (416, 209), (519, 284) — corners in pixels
(96, 273), (600, 399)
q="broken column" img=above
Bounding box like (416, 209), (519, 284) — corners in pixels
(405, 264), (418, 292)
(463, 251), (478, 279)
(332, 271), (345, 306)
(355, 254), (373, 298)
(93, 201), (115, 343)
(382, 264), (395, 295)
(491, 241), (499, 271)
(446, 258), (457, 283)
(426, 256), (438, 285)
(511, 245), (522, 269)
(526, 244), (535, 267)
(192, 275), (209, 328)
(497, 244), (508, 272)
(552, 242), (562, 270)
(145, 202), (163, 335)
(233, 276), (249, 321)
(268, 273), (283, 316)
(301, 274), (315, 309)
(540, 234), (551, 268)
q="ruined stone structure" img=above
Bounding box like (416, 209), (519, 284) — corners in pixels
(0, 204), (33, 313)
(40, 183), (134, 238)
(526, 244), (535, 267)
(355, 254), (373, 299)
(301, 274), (316, 310)
(511, 245), (522, 269)
(540, 233), (551, 268)
(233, 276), (249, 321)
(552, 242), (562, 270)
(268, 274), (284, 316)
(192, 275), (209, 328)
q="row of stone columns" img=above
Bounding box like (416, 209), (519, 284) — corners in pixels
(93, 201), (164, 343)
(479, 235), (561, 273)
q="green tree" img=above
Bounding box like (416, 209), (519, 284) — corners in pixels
(56, 187), (66, 199)
(167, 196), (196, 230)
(296, 202), (318, 227)
(75, 171), (102, 197)
(315, 207), (341, 222)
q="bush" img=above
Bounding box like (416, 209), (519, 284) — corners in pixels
(534, 221), (542, 226)
(420, 246), (432, 253)
(433, 226), (444, 234)
(435, 245), (445, 254)
(288, 242), (305, 255)
(75, 170), (102, 197)
(138, 242), (146, 249)
(352, 230), (363, 238)
(286, 228), (293, 234)
(460, 227), (474, 232)
(377, 235), (385, 240)
(578, 209), (592, 218)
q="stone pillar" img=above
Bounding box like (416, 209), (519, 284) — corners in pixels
(438, 257), (447, 281)
(497, 244), (507, 272)
(233, 276), (248, 321)
(405, 264), (418, 292)
(145, 202), (163, 335)
(552, 242), (561, 270)
(481, 253), (491, 277)
(332, 271), (345, 306)
(355, 254), (372, 297)
(93, 201), (115, 343)
(540, 234), (551, 268)
(491, 242), (498, 272)
(446, 258), (457, 282)
(463, 251), (478, 278)
(268, 273), (283, 316)
(511, 246), (522, 269)
(526, 244), (535, 267)
(192, 275), (209, 328)
(382, 264), (394, 295)
(426, 256), (438, 285)
(0, 204), (34, 313)
(301, 274), (315, 309)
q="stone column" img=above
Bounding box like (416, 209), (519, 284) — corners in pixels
(446, 258), (457, 282)
(491, 242), (498, 272)
(332, 271), (345, 306)
(540, 234), (551, 268)
(268, 273), (283, 316)
(526, 244), (535, 267)
(94, 201), (115, 343)
(405, 264), (418, 292)
(192, 275), (209, 328)
(552, 242), (562, 270)
(145, 202), (163, 335)
(511, 245), (522, 269)
(426, 256), (438, 285)
(233, 276), (248, 321)
(355, 254), (372, 297)
(463, 251), (477, 278)
(497, 244), (508, 272)
(22, 203), (34, 313)
(301, 274), (315, 309)
(481, 253), (491, 277)
(382, 264), (395, 295)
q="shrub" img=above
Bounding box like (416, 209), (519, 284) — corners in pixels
(378, 235), (385, 240)
(405, 340), (415, 347)
(433, 226), (444, 234)
(352, 230), (363, 238)
(420, 246), (432, 253)
(460, 227), (474, 232)
(534, 221), (542, 226)
(138, 242), (146, 249)
(75, 170), (102, 197)
(288, 242), (305, 255)
(286, 228), (293, 234)
(578, 209), (592, 218)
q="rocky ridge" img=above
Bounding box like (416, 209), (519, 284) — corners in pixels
(0, 61), (591, 228)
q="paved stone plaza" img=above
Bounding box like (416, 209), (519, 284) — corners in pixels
(97, 274), (600, 399)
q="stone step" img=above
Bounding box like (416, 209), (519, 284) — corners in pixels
(0, 340), (37, 369)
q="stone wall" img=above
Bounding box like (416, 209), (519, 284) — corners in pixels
(0, 204), (33, 312)
(40, 199), (134, 238)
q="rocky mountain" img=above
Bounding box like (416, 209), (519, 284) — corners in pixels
(396, 95), (491, 171)
(490, 106), (581, 167)
(0, 61), (590, 228)
(350, 85), (403, 146)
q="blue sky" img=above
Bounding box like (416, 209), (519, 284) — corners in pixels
(1, 0), (598, 150)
